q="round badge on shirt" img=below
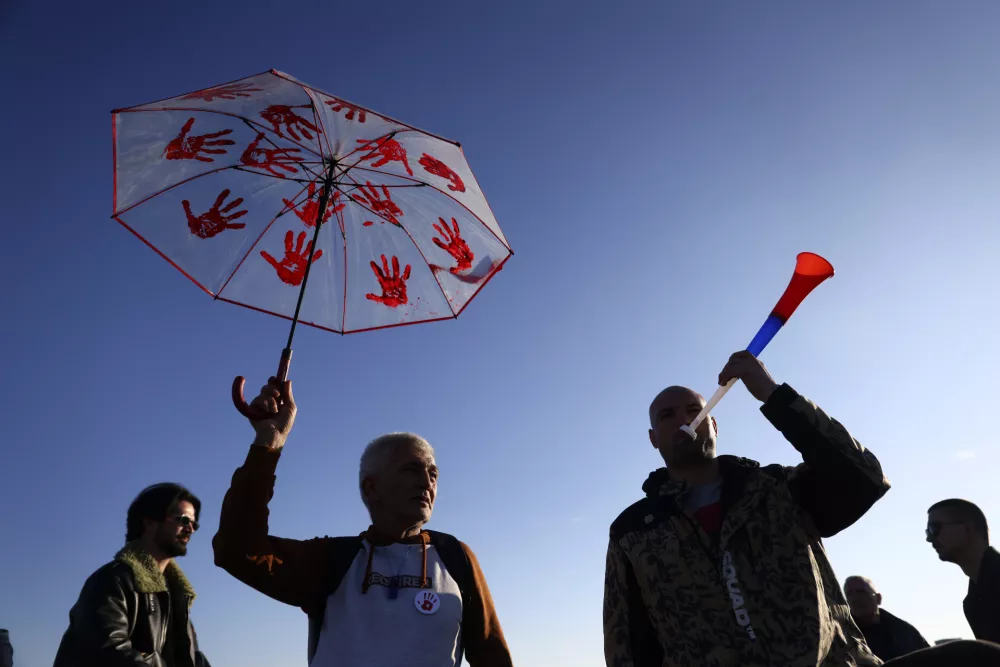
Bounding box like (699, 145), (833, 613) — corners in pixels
(414, 590), (440, 615)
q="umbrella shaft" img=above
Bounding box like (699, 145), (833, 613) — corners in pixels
(285, 159), (338, 352)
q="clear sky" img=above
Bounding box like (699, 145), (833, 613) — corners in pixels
(2, 2), (999, 665)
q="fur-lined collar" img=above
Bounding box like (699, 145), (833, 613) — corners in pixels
(115, 542), (196, 602)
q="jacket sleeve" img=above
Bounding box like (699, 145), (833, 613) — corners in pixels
(459, 542), (513, 667)
(212, 445), (333, 611)
(66, 568), (156, 666)
(761, 383), (891, 537)
(604, 537), (635, 667)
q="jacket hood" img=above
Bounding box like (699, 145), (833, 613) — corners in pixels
(115, 541), (196, 602)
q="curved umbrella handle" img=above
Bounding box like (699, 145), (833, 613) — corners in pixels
(232, 348), (293, 420)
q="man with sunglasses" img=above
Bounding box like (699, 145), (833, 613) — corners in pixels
(926, 499), (1000, 644)
(54, 483), (211, 667)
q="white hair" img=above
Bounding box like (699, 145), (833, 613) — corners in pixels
(358, 433), (435, 513)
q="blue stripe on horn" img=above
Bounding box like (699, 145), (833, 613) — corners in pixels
(746, 313), (785, 357)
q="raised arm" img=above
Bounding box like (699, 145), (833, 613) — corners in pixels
(718, 352), (890, 537)
(212, 378), (333, 611)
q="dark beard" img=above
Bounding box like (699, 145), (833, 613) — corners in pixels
(157, 534), (188, 558)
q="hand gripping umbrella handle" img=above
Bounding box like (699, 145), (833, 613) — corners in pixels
(232, 348), (292, 420)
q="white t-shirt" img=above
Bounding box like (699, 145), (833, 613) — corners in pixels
(310, 541), (464, 666)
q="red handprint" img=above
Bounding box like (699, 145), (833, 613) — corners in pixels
(366, 254), (412, 308)
(240, 133), (303, 177)
(181, 82), (262, 102)
(260, 230), (324, 286)
(356, 135), (413, 176)
(260, 105), (321, 142)
(325, 98), (367, 123)
(432, 218), (474, 274)
(351, 181), (403, 227)
(163, 118), (235, 163)
(182, 189), (248, 239)
(282, 183), (345, 228)
(418, 153), (465, 193)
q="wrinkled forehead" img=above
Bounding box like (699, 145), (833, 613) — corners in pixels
(393, 442), (437, 468)
(649, 386), (705, 420)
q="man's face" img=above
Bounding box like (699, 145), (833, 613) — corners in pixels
(648, 387), (717, 466)
(927, 509), (971, 562)
(369, 443), (438, 527)
(152, 500), (197, 558)
(844, 578), (881, 623)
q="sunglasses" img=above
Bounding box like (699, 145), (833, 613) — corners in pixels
(925, 521), (963, 539)
(170, 515), (200, 531)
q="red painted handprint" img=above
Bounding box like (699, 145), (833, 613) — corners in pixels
(240, 133), (303, 177)
(432, 218), (474, 273)
(181, 82), (261, 102)
(356, 135), (413, 175)
(182, 189), (247, 239)
(260, 230), (324, 286)
(419, 153), (465, 192)
(352, 181), (403, 226)
(326, 98), (367, 123)
(282, 184), (345, 228)
(164, 118), (235, 162)
(366, 254), (412, 308)
(260, 105), (320, 142)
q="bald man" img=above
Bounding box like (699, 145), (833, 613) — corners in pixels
(604, 351), (890, 667)
(845, 576), (929, 661)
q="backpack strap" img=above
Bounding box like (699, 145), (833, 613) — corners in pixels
(306, 536), (364, 665)
(427, 530), (473, 665)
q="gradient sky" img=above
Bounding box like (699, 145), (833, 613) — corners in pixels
(2, 2), (999, 665)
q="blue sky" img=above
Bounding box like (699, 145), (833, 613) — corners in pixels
(2, 1), (999, 665)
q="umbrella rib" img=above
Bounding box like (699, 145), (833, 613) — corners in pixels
(336, 129), (424, 172)
(113, 161), (319, 218)
(334, 180), (426, 227)
(345, 165), (511, 252)
(298, 86), (336, 159)
(237, 118), (326, 180)
(215, 175), (322, 298)
(113, 69), (274, 113)
(338, 171), (458, 318)
(116, 107), (324, 160)
(268, 70), (461, 147)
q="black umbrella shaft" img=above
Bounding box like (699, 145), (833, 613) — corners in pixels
(279, 159), (338, 378)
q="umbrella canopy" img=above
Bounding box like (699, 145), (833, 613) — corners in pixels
(112, 69), (511, 336)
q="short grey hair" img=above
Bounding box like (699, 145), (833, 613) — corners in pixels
(358, 432), (435, 512)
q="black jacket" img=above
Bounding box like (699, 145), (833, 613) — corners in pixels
(965, 546), (1000, 643)
(857, 608), (929, 661)
(53, 544), (209, 667)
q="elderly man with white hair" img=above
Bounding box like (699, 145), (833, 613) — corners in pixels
(213, 378), (513, 667)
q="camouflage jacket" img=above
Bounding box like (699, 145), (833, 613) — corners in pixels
(604, 384), (890, 667)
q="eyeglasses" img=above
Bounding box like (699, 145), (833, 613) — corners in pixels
(170, 515), (199, 531)
(926, 521), (963, 539)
